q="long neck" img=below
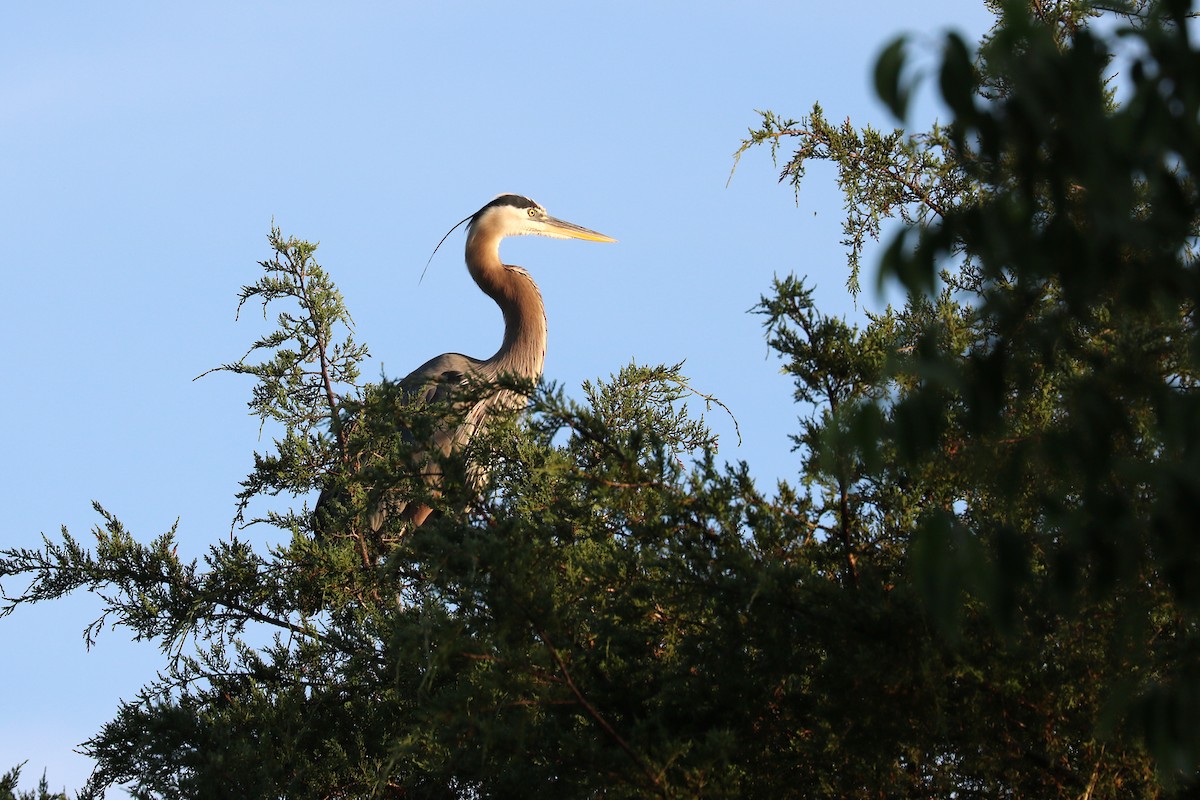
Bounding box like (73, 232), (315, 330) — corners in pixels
(465, 230), (547, 382)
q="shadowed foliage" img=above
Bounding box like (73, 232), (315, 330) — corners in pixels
(3, 1), (1199, 796)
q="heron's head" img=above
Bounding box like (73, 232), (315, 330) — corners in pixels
(468, 194), (616, 244)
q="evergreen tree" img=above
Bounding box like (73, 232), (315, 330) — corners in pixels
(1, 765), (68, 800)
(2, 1), (1198, 797)
(737, 0), (1200, 793)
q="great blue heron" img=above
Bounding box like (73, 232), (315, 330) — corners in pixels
(317, 194), (615, 537)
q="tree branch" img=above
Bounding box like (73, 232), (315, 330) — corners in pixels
(530, 621), (667, 797)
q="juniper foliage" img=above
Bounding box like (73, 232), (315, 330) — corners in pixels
(4, 1), (1200, 797)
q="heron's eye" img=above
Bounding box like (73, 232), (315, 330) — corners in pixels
(527, 208), (537, 218)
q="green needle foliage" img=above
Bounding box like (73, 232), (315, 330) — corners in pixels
(1, 765), (68, 800)
(737, 0), (1200, 793)
(3, 1), (1200, 797)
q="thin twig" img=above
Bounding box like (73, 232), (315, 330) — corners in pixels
(295, 257), (346, 456)
(530, 622), (666, 797)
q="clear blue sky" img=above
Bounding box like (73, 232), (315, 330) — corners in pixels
(0, 3), (994, 794)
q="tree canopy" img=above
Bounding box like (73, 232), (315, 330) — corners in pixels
(3, 1), (1199, 797)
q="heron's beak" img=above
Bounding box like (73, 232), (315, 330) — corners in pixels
(544, 216), (617, 243)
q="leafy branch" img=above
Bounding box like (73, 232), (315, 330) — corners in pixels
(0, 502), (362, 664)
(197, 226), (368, 529)
(730, 104), (979, 295)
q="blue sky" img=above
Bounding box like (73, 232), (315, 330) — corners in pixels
(0, 3), (995, 794)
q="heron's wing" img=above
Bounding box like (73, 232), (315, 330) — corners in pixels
(396, 352), (490, 463)
(314, 352), (484, 540)
(399, 352), (483, 406)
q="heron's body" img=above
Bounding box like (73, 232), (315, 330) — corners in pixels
(326, 194), (614, 536)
